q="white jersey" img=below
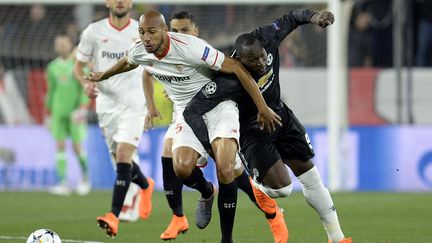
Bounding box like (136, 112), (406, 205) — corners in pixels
(127, 32), (225, 110)
(76, 18), (145, 113)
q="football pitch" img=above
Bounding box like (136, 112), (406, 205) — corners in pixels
(1, 191), (431, 243)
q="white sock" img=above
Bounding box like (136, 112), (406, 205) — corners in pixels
(297, 166), (345, 242)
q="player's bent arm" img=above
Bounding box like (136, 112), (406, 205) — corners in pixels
(143, 70), (156, 111)
(73, 60), (90, 87)
(219, 57), (268, 112)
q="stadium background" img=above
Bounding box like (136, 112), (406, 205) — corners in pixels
(1, 0), (431, 192)
(1, 1), (432, 242)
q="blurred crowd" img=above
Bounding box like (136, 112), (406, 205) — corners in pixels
(0, 1), (431, 124)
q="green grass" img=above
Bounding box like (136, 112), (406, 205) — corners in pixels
(1, 191), (431, 243)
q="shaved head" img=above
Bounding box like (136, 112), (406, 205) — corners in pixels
(138, 10), (169, 56)
(139, 10), (167, 29)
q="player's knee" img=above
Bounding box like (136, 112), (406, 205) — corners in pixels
(259, 183), (293, 199)
(217, 166), (235, 184)
(173, 159), (195, 179)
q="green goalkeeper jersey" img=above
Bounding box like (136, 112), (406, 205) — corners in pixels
(45, 57), (89, 117)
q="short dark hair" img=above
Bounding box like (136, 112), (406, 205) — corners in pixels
(170, 11), (195, 24)
(233, 33), (261, 58)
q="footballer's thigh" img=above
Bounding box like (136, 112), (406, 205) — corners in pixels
(211, 138), (237, 183)
(172, 113), (207, 179)
(243, 141), (292, 188)
(207, 100), (240, 183)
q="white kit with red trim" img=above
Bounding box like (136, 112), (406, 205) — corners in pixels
(128, 32), (225, 110)
(76, 18), (145, 113)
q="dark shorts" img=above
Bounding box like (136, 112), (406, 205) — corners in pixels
(240, 104), (315, 183)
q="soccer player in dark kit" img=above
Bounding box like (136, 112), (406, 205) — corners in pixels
(183, 9), (352, 243)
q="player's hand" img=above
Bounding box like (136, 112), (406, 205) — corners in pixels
(256, 107), (282, 133)
(144, 106), (163, 132)
(83, 81), (99, 99)
(84, 72), (105, 82)
(311, 11), (335, 28)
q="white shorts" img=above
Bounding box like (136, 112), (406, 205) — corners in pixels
(98, 106), (146, 154)
(172, 100), (240, 157)
(163, 110), (177, 140)
(164, 123), (176, 141)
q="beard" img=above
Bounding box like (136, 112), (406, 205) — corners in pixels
(111, 8), (129, 18)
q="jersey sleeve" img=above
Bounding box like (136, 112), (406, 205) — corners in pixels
(182, 36), (225, 71)
(254, 9), (317, 47)
(127, 40), (141, 66)
(76, 25), (95, 63)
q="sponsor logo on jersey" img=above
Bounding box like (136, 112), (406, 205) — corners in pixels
(153, 74), (190, 83)
(101, 51), (128, 60)
(201, 46), (210, 61)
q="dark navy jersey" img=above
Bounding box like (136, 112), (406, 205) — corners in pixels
(183, 9), (317, 151)
(239, 9), (317, 125)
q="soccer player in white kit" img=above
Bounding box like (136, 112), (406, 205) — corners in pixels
(73, 0), (154, 238)
(88, 10), (282, 243)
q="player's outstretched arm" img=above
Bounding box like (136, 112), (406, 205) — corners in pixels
(220, 57), (282, 132)
(87, 57), (138, 82)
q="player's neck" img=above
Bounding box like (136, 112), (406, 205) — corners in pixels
(109, 14), (130, 30)
(154, 33), (170, 59)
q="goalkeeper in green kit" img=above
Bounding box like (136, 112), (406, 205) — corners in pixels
(45, 35), (91, 196)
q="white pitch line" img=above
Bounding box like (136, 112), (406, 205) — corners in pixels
(0, 235), (104, 243)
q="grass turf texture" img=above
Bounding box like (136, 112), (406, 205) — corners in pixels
(0, 191), (431, 243)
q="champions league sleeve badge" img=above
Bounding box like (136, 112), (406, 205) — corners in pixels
(203, 81), (217, 97)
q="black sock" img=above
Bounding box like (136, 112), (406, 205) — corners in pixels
(218, 180), (237, 243)
(181, 167), (213, 199)
(111, 162), (132, 217)
(131, 161), (149, 189)
(236, 170), (256, 204)
(162, 157), (184, 216)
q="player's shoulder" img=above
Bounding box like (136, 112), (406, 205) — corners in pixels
(47, 58), (59, 68)
(86, 18), (107, 30)
(169, 32), (206, 46)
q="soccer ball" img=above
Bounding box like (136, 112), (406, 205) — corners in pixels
(26, 229), (62, 243)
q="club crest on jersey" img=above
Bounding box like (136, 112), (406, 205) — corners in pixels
(204, 81), (217, 96)
(201, 46), (210, 61)
(267, 53), (273, 66)
(176, 64), (183, 72)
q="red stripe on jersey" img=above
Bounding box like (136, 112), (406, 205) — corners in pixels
(170, 36), (188, 45)
(211, 50), (219, 68)
(77, 49), (92, 57)
(155, 34), (170, 60)
(108, 17), (131, 31)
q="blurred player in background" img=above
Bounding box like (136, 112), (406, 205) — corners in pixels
(184, 9), (352, 243)
(73, 0), (154, 238)
(87, 10), (281, 243)
(45, 34), (90, 196)
(143, 11), (287, 242)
